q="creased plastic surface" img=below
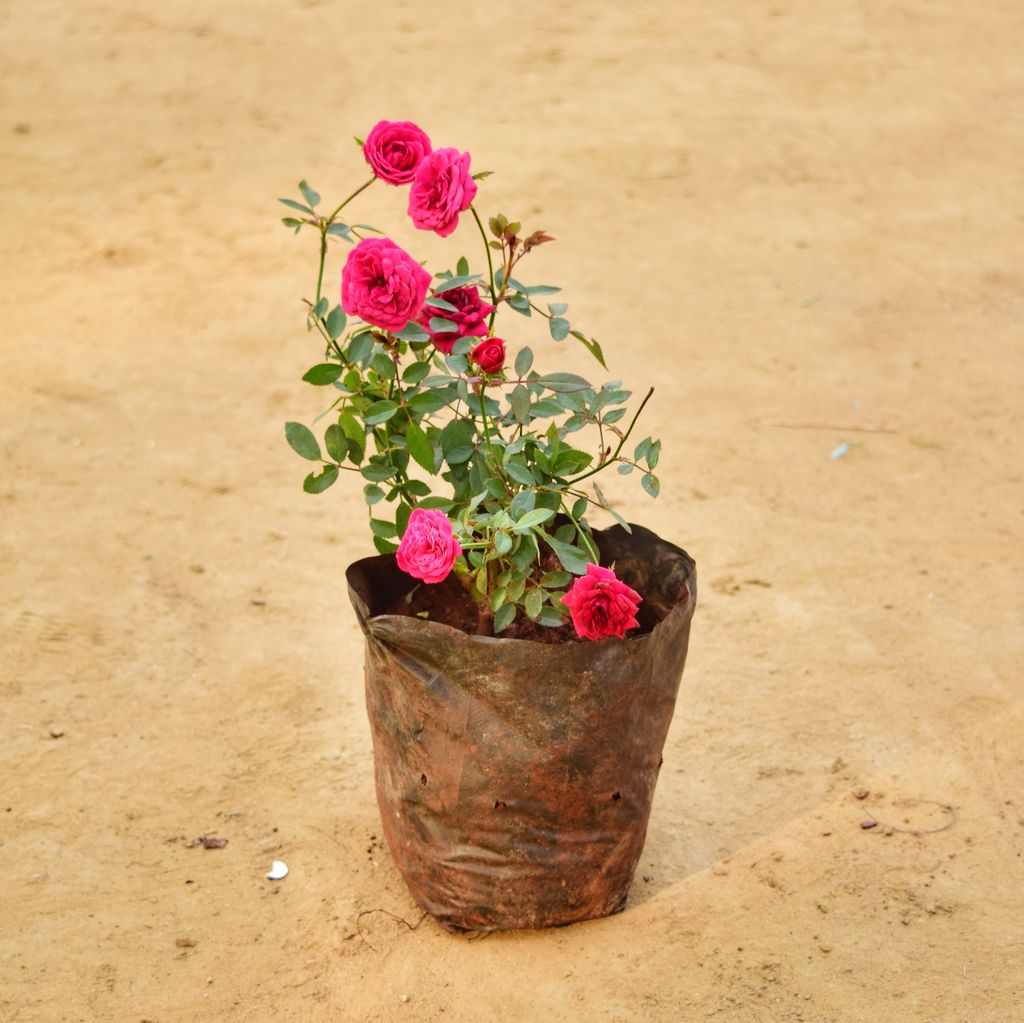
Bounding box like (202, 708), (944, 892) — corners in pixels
(345, 524), (697, 932)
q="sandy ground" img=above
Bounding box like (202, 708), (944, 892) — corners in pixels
(2, 0), (1023, 1020)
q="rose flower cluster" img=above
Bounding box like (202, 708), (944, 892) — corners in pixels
(342, 120), (508, 379)
(360, 122), (640, 641)
(285, 119), (658, 641)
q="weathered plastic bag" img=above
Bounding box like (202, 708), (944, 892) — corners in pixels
(346, 523), (696, 931)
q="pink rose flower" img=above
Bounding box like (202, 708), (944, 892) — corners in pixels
(561, 563), (642, 641)
(363, 120), (432, 185)
(470, 337), (506, 374)
(407, 147), (477, 237)
(416, 285), (494, 354)
(341, 237), (431, 333)
(396, 508), (462, 585)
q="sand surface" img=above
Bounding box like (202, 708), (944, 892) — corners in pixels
(2, 1), (1023, 1020)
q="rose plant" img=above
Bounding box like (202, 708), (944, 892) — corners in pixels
(280, 120), (663, 638)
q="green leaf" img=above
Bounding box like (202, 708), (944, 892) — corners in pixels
(369, 518), (397, 538)
(434, 274), (482, 294)
(338, 410), (365, 463)
(489, 587), (509, 612)
(634, 437), (652, 462)
(281, 217), (302, 229)
(514, 346), (533, 377)
(372, 353), (397, 379)
(373, 535), (399, 555)
(603, 408), (626, 424)
(549, 317), (570, 341)
(548, 302), (568, 316)
(522, 284), (561, 296)
(494, 530), (513, 555)
(618, 464), (634, 475)
(527, 398), (563, 417)
(402, 361), (431, 385)
(405, 421), (436, 475)
(511, 532), (539, 574)
(326, 222), (354, 241)
(324, 423), (346, 462)
(493, 603), (516, 634)
(456, 256), (470, 276)
(525, 587), (544, 620)
(593, 481), (631, 533)
(646, 440), (662, 470)
(429, 316), (458, 333)
(441, 420), (475, 461)
(571, 496), (588, 520)
(393, 321), (430, 343)
(505, 462), (536, 486)
(514, 508), (556, 532)
(540, 531), (589, 575)
(302, 363), (344, 386)
(417, 496), (455, 511)
(302, 464), (338, 493)
(443, 446), (471, 466)
(537, 607), (566, 627)
(641, 473), (660, 498)
(409, 387), (458, 415)
(363, 400), (399, 425)
(278, 197), (313, 214)
(510, 385), (531, 424)
(540, 570), (572, 589)
(570, 330), (608, 370)
(360, 463), (398, 482)
(424, 295), (459, 313)
(510, 490), (536, 520)
(507, 294), (532, 316)
(325, 306), (347, 338)
(298, 180), (320, 207)
(346, 333), (375, 366)
(363, 484), (385, 506)
(285, 421), (321, 461)
(313, 297), (329, 320)
(536, 372), (590, 393)
(553, 449), (593, 476)
(396, 502), (412, 536)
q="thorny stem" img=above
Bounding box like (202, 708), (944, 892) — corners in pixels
(469, 205), (498, 330)
(476, 384), (513, 496)
(565, 386), (655, 486)
(327, 176), (376, 226)
(315, 176), (376, 308)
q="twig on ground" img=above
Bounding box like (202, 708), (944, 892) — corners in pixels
(356, 908), (429, 951)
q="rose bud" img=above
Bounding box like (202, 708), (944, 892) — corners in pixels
(561, 563), (642, 641)
(470, 337), (506, 374)
(395, 508), (462, 585)
(363, 120), (432, 185)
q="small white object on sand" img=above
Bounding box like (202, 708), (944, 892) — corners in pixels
(266, 860), (289, 880)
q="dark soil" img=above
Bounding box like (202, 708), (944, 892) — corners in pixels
(383, 574), (581, 644)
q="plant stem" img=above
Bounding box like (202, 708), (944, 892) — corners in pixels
(565, 386), (655, 486)
(469, 205), (498, 330)
(476, 384), (513, 496)
(315, 176), (376, 308)
(327, 176), (376, 224)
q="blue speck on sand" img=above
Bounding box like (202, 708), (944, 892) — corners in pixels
(830, 442), (850, 460)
